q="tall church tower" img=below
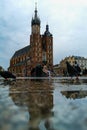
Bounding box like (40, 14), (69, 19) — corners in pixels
(30, 4), (53, 68)
(30, 4), (42, 67)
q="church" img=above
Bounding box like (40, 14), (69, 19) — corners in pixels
(8, 5), (53, 76)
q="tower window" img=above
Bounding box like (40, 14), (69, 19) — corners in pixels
(42, 52), (46, 61)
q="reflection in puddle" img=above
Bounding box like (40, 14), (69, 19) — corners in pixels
(0, 79), (87, 130)
(9, 80), (54, 130)
(61, 90), (87, 99)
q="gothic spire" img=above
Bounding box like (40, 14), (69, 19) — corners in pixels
(31, 3), (40, 26)
(35, 2), (37, 18)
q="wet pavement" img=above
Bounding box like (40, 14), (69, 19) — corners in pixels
(0, 78), (87, 130)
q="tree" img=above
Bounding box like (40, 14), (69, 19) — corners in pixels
(0, 66), (4, 71)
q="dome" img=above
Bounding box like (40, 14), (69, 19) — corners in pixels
(31, 8), (40, 26)
(44, 24), (52, 36)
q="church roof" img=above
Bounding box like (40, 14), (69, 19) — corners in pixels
(12, 45), (30, 58)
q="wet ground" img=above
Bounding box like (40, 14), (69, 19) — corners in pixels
(0, 78), (87, 130)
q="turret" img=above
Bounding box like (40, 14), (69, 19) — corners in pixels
(44, 24), (52, 36)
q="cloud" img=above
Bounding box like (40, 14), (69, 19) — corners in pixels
(0, 0), (87, 69)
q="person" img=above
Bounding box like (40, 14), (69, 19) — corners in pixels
(42, 65), (51, 77)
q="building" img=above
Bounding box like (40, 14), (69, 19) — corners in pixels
(0, 66), (4, 71)
(65, 56), (87, 71)
(74, 56), (87, 70)
(8, 5), (53, 76)
(54, 56), (87, 76)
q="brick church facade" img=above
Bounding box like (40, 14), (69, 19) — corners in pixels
(9, 6), (53, 76)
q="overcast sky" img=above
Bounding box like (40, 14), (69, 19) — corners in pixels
(0, 0), (87, 70)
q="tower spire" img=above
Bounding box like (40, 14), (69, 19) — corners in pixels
(44, 24), (52, 36)
(35, 2), (37, 11)
(46, 24), (49, 32)
(31, 3), (40, 26)
(35, 2), (37, 18)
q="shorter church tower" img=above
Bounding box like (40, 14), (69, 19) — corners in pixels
(42, 24), (53, 66)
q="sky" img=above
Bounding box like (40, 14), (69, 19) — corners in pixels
(0, 0), (87, 70)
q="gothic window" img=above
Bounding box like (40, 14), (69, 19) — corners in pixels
(36, 48), (37, 51)
(42, 52), (46, 61)
(35, 53), (37, 56)
(38, 48), (41, 52)
(19, 57), (20, 62)
(42, 41), (46, 51)
(49, 39), (52, 43)
(49, 45), (51, 49)
(39, 53), (41, 57)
